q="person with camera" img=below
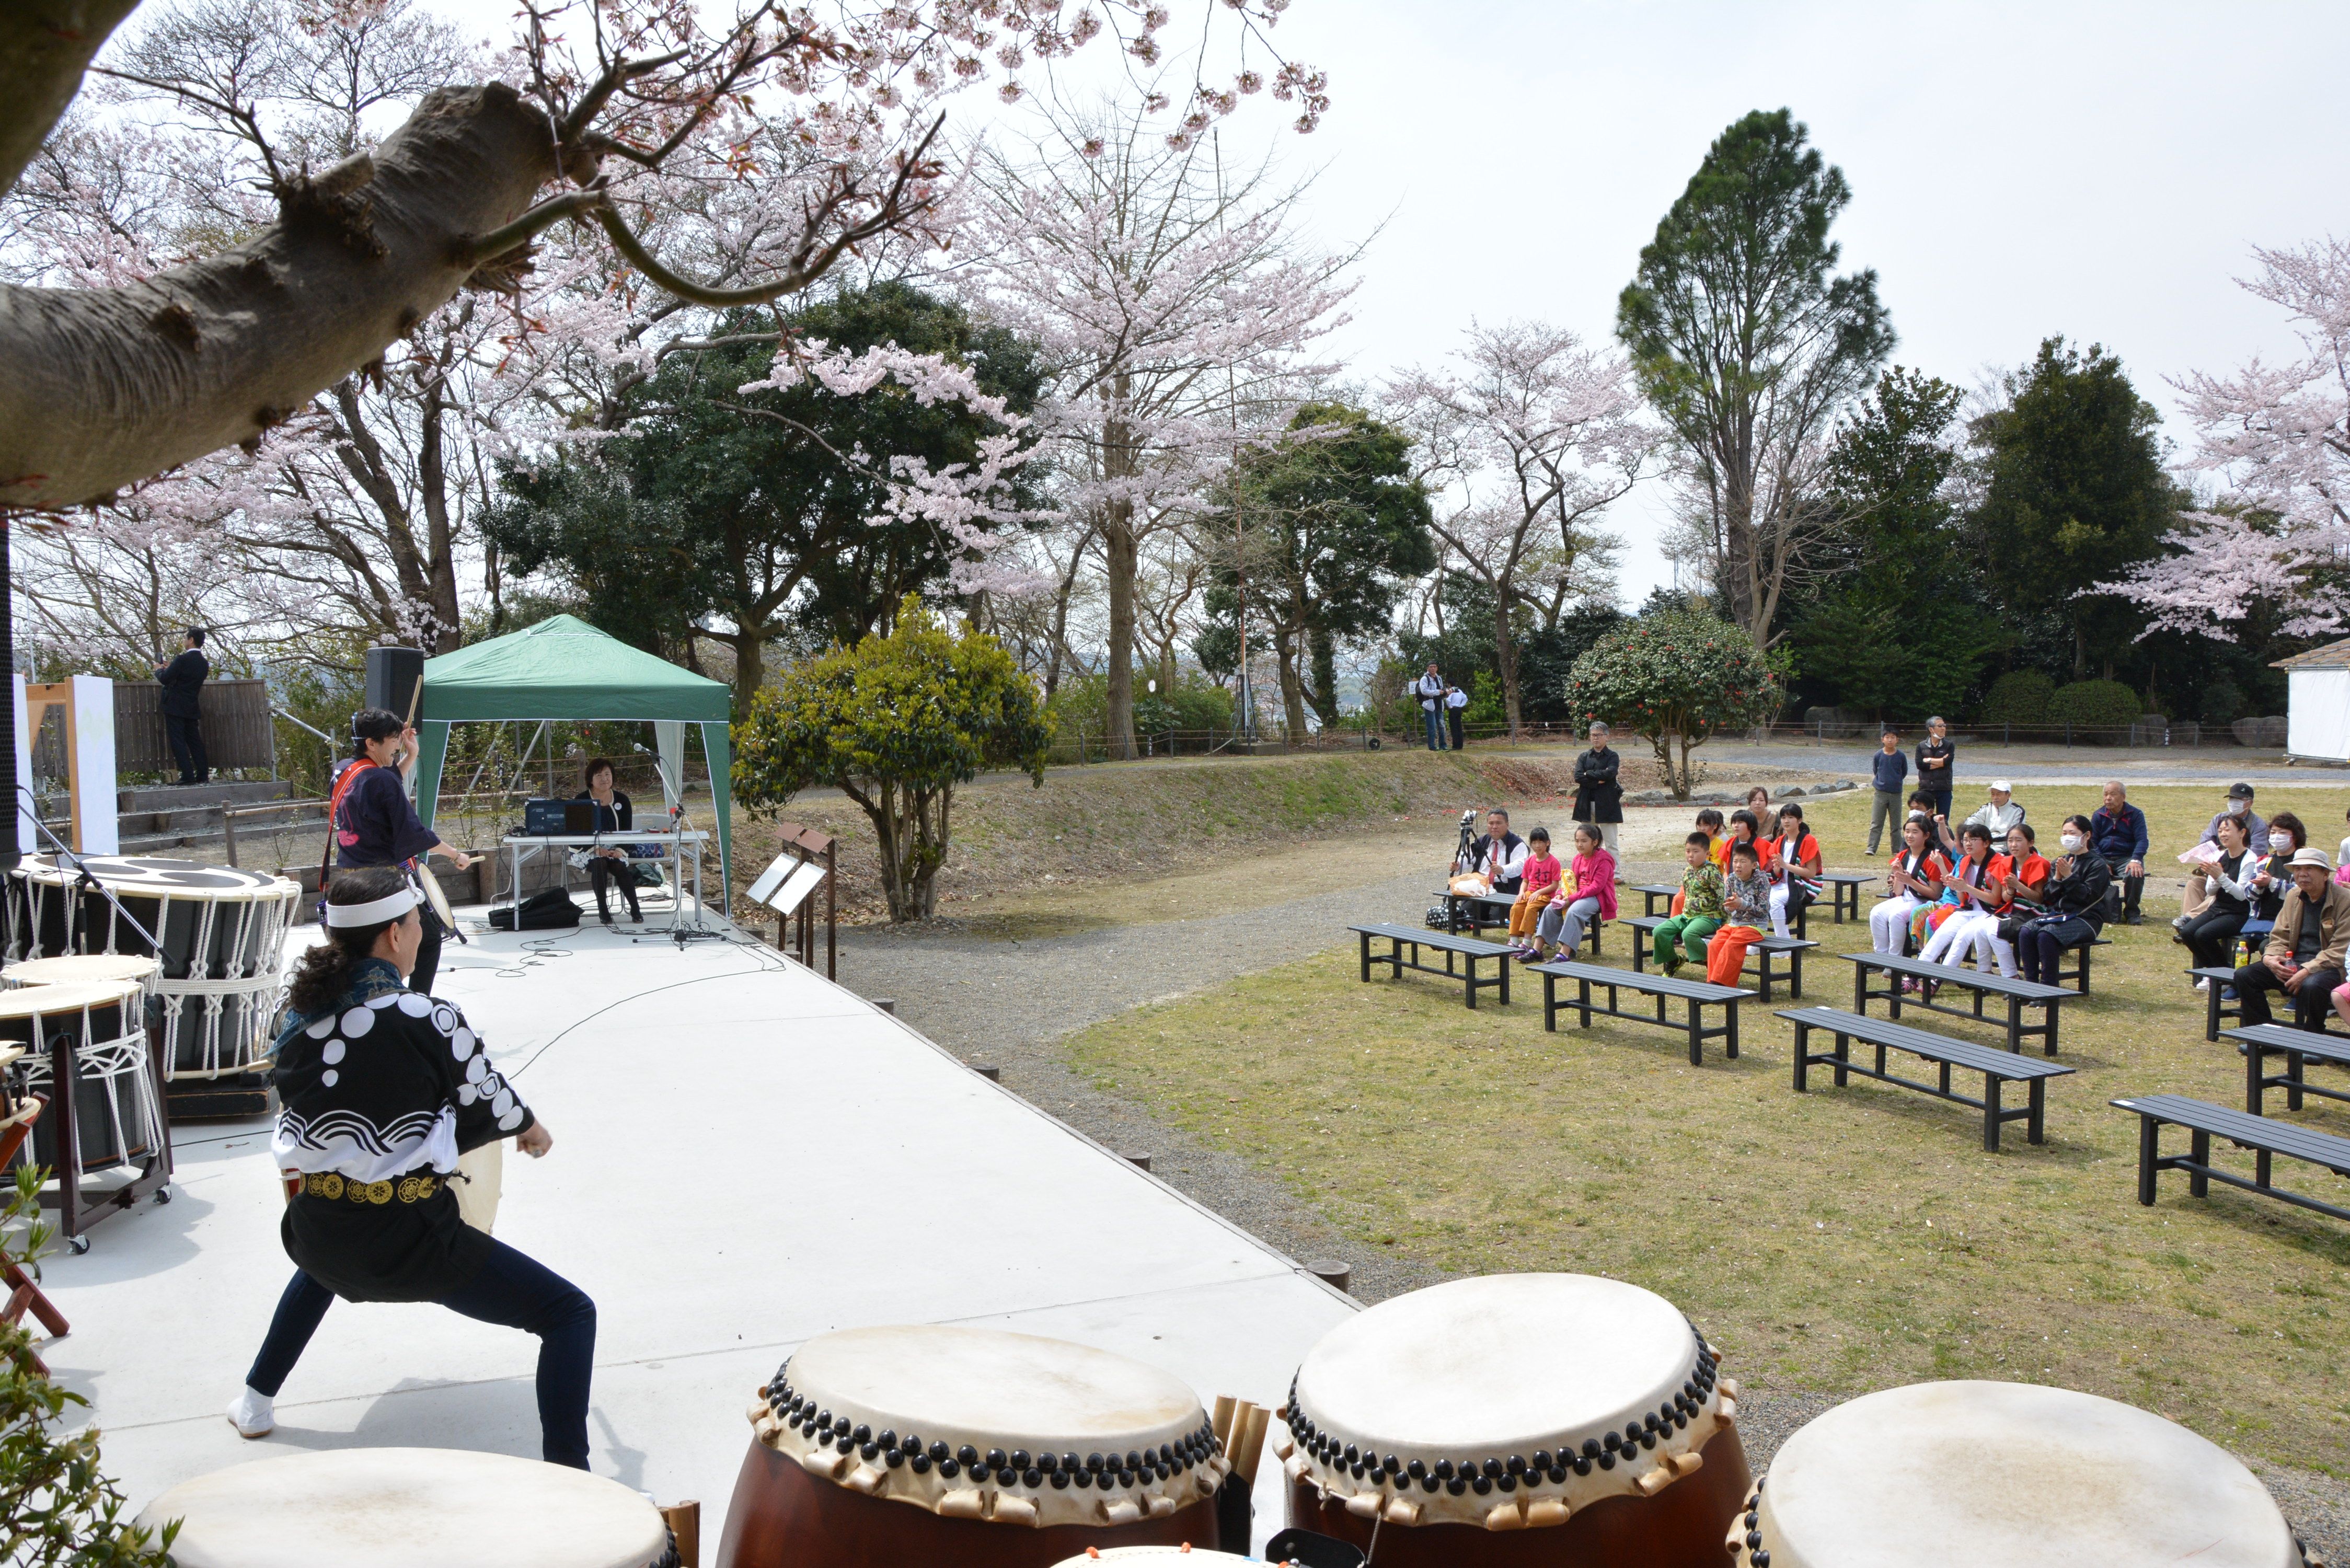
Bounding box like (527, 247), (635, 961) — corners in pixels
(1413, 663), (1447, 751)
(1457, 808), (1527, 894)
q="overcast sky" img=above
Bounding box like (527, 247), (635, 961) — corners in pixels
(431, 0), (2350, 605)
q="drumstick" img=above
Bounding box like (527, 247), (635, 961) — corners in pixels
(1212, 1394), (1237, 1450)
(1235, 1404), (1271, 1488)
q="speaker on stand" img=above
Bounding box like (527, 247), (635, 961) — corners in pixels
(363, 646), (426, 726)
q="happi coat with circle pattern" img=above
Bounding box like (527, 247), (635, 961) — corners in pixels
(269, 958), (534, 1301)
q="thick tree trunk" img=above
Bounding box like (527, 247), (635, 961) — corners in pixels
(1493, 587), (1523, 739)
(0, 83), (560, 508)
(1274, 624), (1308, 741)
(0, 1), (142, 201)
(725, 628), (765, 714)
(1101, 497), (1138, 760)
(1307, 625), (1338, 727)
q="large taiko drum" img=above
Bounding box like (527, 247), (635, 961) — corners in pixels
(1280, 1274), (1749, 1566)
(1051, 1552), (1255, 1564)
(0, 980), (163, 1175)
(719, 1325), (1229, 1567)
(1727, 1380), (2309, 1568)
(7, 855), (299, 1086)
(133, 1448), (678, 1568)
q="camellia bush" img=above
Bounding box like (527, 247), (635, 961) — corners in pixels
(1563, 610), (1783, 799)
(732, 597), (1054, 921)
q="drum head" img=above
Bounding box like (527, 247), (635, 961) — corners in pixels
(16, 855), (294, 900)
(134, 1448), (671, 1568)
(1052, 1551), (1253, 1564)
(1284, 1274), (1726, 1529)
(757, 1327), (1224, 1530)
(5, 954), (162, 987)
(0, 979), (145, 1021)
(1749, 1381), (2296, 1567)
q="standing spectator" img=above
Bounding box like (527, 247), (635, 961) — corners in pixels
(2088, 780), (2149, 925)
(2014, 815), (2113, 986)
(1962, 780), (2025, 838)
(2232, 848), (2350, 1032)
(1571, 722), (1623, 853)
(1915, 716), (1956, 823)
(1456, 809), (1527, 894)
(1867, 728), (1908, 856)
(1445, 683), (1468, 750)
(1652, 833), (1727, 978)
(155, 627), (211, 786)
(1534, 823), (1617, 962)
(1413, 663), (1446, 751)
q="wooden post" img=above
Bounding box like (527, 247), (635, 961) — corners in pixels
(221, 801), (239, 866)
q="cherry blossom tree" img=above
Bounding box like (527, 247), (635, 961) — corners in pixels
(2116, 236), (2350, 641)
(1387, 321), (1661, 735)
(0, 0), (1325, 510)
(963, 99), (1351, 756)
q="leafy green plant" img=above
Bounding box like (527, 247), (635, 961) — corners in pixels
(1562, 610), (1782, 799)
(1978, 670), (2056, 726)
(2045, 678), (2144, 734)
(2198, 680), (2247, 727)
(732, 597), (1053, 920)
(2, 1168), (176, 1567)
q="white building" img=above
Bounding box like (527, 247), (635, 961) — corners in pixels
(2275, 636), (2350, 763)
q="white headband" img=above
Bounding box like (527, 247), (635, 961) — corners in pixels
(324, 885), (421, 928)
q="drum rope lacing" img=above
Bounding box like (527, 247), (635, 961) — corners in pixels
(1279, 1318), (1734, 1532)
(752, 1357), (1230, 1529)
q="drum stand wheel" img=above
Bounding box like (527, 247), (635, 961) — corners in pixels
(66, 1234), (90, 1255)
(154, 1184), (172, 1204)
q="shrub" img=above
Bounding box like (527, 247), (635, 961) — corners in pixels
(1978, 670), (2055, 725)
(2045, 679), (2143, 733)
(733, 597), (1052, 921)
(2198, 680), (2246, 726)
(1563, 610), (1782, 799)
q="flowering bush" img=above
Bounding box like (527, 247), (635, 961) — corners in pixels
(1563, 610), (1783, 799)
(732, 597), (1053, 921)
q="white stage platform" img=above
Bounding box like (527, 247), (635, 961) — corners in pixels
(30, 910), (1352, 1547)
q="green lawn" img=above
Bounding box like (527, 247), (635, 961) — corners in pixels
(1063, 806), (2350, 1475)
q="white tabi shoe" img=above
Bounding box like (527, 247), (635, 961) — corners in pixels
(226, 1386), (275, 1438)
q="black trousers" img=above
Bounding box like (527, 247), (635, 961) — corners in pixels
(411, 913), (443, 995)
(1447, 710), (1465, 750)
(588, 857), (641, 919)
(2103, 872), (2146, 921)
(165, 712), (208, 783)
(2181, 905), (2247, 971)
(2231, 960), (2343, 1031)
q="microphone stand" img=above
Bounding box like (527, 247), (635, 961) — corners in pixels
(10, 783), (165, 963)
(632, 745), (717, 943)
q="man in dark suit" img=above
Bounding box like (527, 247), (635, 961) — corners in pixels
(156, 628), (210, 785)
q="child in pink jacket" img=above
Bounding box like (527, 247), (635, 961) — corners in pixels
(1530, 823), (1617, 961)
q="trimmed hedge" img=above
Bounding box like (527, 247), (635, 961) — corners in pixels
(1979, 670), (2055, 725)
(2045, 679), (2143, 731)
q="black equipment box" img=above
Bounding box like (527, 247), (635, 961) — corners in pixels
(523, 798), (595, 835)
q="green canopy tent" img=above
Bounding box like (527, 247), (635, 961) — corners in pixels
(409, 615), (734, 894)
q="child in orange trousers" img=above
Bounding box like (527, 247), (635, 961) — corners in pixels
(1507, 828), (1562, 954)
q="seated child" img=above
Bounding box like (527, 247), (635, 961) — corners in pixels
(1506, 828), (1562, 955)
(1653, 832), (1727, 977)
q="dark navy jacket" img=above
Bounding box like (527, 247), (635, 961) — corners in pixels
(2088, 803), (2149, 864)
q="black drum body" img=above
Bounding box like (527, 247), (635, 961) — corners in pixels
(0, 985), (159, 1174)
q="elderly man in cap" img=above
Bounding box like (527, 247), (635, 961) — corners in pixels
(1953, 779), (2024, 853)
(2200, 781), (2268, 849)
(2232, 847), (2350, 1032)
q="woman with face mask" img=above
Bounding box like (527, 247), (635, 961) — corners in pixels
(2012, 813), (2113, 987)
(2247, 811), (2307, 923)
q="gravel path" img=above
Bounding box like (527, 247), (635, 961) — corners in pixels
(834, 868), (2349, 1560)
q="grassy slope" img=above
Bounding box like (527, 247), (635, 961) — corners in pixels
(1062, 784), (2350, 1474)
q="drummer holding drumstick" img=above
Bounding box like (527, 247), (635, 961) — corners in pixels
(229, 867), (594, 1466)
(329, 709), (478, 995)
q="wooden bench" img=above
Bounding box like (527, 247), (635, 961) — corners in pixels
(1351, 923), (1512, 1009)
(1839, 951), (2071, 1056)
(2222, 1023), (2350, 1116)
(1533, 960), (1751, 1066)
(1818, 872), (1870, 925)
(1780, 1006), (2075, 1151)
(1433, 890), (1605, 955)
(1623, 916), (1815, 1001)
(2113, 1092), (2350, 1224)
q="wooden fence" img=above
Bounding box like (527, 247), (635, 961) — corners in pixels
(30, 678), (276, 777)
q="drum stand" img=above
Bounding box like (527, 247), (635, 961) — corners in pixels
(7, 792), (176, 1248)
(0, 1089), (72, 1375)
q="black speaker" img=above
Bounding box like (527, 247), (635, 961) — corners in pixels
(364, 645), (425, 722)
